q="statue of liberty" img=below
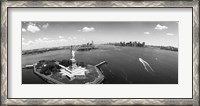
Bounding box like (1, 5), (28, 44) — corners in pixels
(70, 45), (77, 70)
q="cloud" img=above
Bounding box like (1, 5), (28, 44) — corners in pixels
(43, 37), (48, 40)
(28, 41), (34, 44)
(22, 40), (34, 45)
(42, 23), (49, 29)
(22, 42), (26, 45)
(57, 39), (68, 42)
(22, 28), (26, 32)
(34, 37), (68, 44)
(58, 36), (64, 39)
(35, 37), (49, 43)
(166, 33), (174, 36)
(27, 23), (40, 33)
(144, 32), (150, 35)
(82, 38), (86, 41)
(72, 36), (76, 39)
(155, 24), (168, 30)
(23, 37), (70, 47)
(67, 37), (72, 40)
(79, 27), (95, 32)
(67, 36), (77, 41)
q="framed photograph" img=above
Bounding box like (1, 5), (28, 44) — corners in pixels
(1, 0), (199, 105)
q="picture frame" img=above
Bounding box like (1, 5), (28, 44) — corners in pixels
(1, 0), (199, 105)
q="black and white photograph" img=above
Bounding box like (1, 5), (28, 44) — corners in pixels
(2, 1), (198, 105)
(22, 21), (178, 84)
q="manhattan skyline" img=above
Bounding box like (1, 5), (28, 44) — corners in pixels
(22, 22), (178, 50)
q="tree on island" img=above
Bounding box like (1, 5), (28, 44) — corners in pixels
(40, 61), (60, 75)
(77, 62), (85, 67)
(60, 60), (72, 67)
(40, 66), (51, 75)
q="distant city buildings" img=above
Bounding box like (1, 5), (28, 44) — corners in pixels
(82, 41), (94, 47)
(160, 46), (178, 51)
(77, 41), (97, 51)
(108, 41), (146, 47)
(107, 41), (178, 52)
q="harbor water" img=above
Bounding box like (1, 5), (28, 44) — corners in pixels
(22, 45), (178, 84)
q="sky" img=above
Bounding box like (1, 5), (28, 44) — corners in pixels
(22, 22), (178, 50)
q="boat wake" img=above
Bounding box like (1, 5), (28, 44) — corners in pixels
(139, 58), (154, 73)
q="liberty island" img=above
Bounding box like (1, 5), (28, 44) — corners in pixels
(32, 46), (107, 84)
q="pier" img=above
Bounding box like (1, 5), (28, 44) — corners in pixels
(95, 61), (108, 67)
(22, 64), (34, 68)
(88, 66), (104, 84)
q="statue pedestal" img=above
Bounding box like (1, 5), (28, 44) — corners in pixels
(70, 58), (77, 70)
